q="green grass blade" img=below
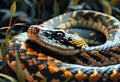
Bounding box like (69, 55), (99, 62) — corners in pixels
(15, 50), (25, 82)
(44, 77), (47, 82)
(63, 78), (71, 82)
(5, 29), (11, 46)
(0, 42), (6, 61)
(101, 0), (112, 15)
(0, 73), (17, 82)
(10, 1), (16, 17)
(9, 0), (16, 27)
(53, 0), (59, 16)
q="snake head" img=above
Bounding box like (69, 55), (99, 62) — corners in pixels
(28, 24), (88, 56)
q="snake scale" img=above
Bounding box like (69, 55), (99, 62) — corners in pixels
(6, 10), (120, 82)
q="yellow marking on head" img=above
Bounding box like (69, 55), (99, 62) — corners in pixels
(69, 39), (88, 48)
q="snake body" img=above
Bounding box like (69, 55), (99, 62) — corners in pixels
(6, 10), (120, 82)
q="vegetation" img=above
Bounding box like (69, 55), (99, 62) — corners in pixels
(0, 0), (120, 81)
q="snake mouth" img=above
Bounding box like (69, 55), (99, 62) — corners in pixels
(28, 24), (88, 56)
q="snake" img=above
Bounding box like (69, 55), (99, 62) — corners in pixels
(6, 10), (120, 82)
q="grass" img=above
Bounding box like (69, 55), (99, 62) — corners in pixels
(0, 1), (26, 82)
(0, 0), (119, 82)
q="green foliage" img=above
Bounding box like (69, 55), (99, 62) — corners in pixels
(15, 50), (25, 82)
(0, 43), (6, 61)
(0, 0), (120, 82)
(63, 78), (71, 82)
(0, 73), (17, 82)
(10, 1), (16, 18)
(0, 1), (25, 82)
(53, 0), (60, 16)
(110, 0), (120, 6)
(101, 0), (112, 15)
(9, 0), (16, 26)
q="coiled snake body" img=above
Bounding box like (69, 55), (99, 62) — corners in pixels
(6, 10), (120, 82)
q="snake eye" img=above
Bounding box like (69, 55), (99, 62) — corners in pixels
(54, 32), (64, 40)
(34, 28), (40, 34)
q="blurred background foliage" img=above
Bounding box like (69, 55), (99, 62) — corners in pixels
(0, 0), (120, 27)
(0, 0), (120, 81)
(0, 0), (119, 37)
